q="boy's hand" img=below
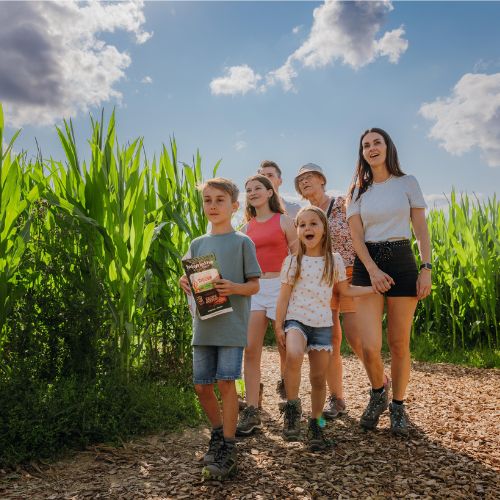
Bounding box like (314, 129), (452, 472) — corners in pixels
(179, 274), (191, 295)
(275, 327), (286, 351)
(213, 279), (237, 296)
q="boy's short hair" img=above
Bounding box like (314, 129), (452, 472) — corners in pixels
(197, 177), (239, 203)
(258, 160), (282, 178)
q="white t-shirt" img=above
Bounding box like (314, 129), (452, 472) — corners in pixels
(346, 175), (426, 242)
(280, 253), (347, 327)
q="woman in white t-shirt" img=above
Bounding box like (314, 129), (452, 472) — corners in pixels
(347, 127), (432, 437)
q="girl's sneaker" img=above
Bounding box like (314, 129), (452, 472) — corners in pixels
(202, 440), (238, 481)
(281, 399), (302, 441)
(322, 394), (346, 419)
(307, 418), (333, 452)
(203, 427), (224, 464)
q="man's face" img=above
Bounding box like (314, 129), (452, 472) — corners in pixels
(259, 166), (282, 192)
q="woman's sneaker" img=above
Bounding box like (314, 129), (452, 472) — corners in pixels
(281, 399), (302, 441)
(360, 389), (388, 430)
(322, 394), (346, 420)
(236, 405), (262, 436)
(202, 440), (237, 481)
(203, 427), (223, 464)
(307, 418), (333, 452)
(389, 402), (409, 437)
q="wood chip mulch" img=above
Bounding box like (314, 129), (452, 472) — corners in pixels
(1, 347), (499, 499)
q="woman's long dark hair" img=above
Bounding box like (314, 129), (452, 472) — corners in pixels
(244, 174), (284, 222)
(348, 128), (405, 202)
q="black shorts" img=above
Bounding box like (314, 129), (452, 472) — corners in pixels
(352, 239), (418, 297)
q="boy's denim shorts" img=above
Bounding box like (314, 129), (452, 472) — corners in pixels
(284, 319), (333, 353)
(192, 345), (244, 385)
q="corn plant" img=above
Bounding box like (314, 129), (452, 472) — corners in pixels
(414, 191), (499, 350)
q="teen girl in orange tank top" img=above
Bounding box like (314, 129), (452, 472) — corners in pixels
(236, 175), (298, 436)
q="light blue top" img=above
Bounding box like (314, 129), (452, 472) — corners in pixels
(189, 231), (261, 347)
(346, 175), (427, 242)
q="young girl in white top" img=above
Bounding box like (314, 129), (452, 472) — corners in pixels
(275, 206), (374, 451)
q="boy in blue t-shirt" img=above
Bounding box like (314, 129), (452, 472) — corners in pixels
(180, 178), (261, 481)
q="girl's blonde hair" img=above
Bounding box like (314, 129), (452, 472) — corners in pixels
(244, 174), (285, 222)
(284, 206), (338, 287)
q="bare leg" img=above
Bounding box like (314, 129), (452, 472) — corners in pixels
(326, 310), (343, 399)
(308, 349), (331, 418)
(356, 294), (385, 389)
(217, 380), (239, 438)
(195, 383), (222, 428)
(342, 311), (364, 361)
(284, 329), (306, 400)
(243, 311), (269, 407)
(386, 297), (418, 401)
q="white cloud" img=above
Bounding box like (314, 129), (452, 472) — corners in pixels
(210, 65), (263, 96)
(234, 140), (247, 152)
(0, 1), (151, 128)
(210, 0), (407, 95)
(292, 25), (302, 35)
(141, 76), (153, 84)
(419, 72), (500, 167)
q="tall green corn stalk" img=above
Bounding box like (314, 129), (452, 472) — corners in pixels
(46, 112), (156, 379)
(0, 104), (39, 340)
(414, 191), (499, 350)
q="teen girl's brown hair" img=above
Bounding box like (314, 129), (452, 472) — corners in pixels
(244, 174), (284, 222)
(284, 206), (338, 287)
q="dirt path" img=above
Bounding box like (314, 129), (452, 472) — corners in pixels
(1, 347), (499, 499)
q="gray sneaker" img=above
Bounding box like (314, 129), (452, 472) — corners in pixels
(307, 418), (333, 452)
(236, 405), (262, 436)
(281, 399), (302, 441)
(202, 440), (238, 481)
(389, 402), (409, 437)
(360, 389), (388, 430)
(203, 427), (224, 465)
(323, 394), (346, 420)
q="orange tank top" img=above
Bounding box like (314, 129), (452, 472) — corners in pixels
(246, 213), (289, 273)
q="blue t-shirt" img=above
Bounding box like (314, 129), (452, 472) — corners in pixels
(189, 231), (261, 347)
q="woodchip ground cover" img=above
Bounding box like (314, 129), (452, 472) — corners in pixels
(1, 348), (498, 499)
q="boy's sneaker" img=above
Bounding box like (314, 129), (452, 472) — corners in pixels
(281, 399), (302, 441)
(323, 394), (346, 420)
(203, 426), (224, 465)
(276, 378), (286, 400)
(307, 418), (333, 452)
(389, 402), (409, 437)
(236, 405), (262, 436)
(360, 389), (388, 430)
(202, 440), (237, 481)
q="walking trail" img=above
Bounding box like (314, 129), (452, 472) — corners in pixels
(1, 347), (499, 499)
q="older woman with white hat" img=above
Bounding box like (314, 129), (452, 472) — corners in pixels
(293, 163), (386, 419)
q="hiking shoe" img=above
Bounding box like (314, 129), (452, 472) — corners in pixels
(236, 406), (262, 436)
(202, 440), (238, 480)
(203, 427), (224, 465)
(360, 389), (388, 430)
(307, 418), (333, 452)
(281, 399), (302, 441)
(323, 394), (346, 420)
(276, 378), (286, 400)
(389, 403), (409, 437)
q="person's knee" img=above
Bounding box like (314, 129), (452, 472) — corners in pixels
(309, 372), (326, 389)
(388, 339), (409, 359)
(217, 379), (235, 395)
(195, 383), (212, 399)
(362, 346), (381, 363)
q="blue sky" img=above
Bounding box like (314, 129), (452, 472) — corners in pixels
(2, 1), (500, 208)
